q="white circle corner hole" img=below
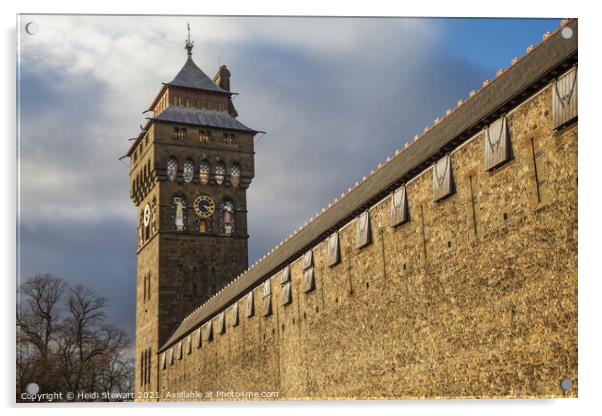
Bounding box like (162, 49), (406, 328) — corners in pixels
(561, 27), (573, 40)
(25, 22), (39, 35)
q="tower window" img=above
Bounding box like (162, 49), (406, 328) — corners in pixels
(167, 158), (178, 182)
(185, 98), (189, 107)
(183, 159), (194, 183)
(199, 159), (210, 184)
(230, 163), (241, 188)
(195, 97), (200, 109)
(173, 127), (179, 140)
(223, 133), (235, 144)
(199, 130), (210, 143)
(215, 162), (226, 185)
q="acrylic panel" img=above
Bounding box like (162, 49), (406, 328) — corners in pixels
(16, 14), (578, 403)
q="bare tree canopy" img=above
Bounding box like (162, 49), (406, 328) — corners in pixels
(17, 274), (133, 402)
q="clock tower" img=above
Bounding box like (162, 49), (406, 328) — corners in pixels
(126, 29), (260, 396)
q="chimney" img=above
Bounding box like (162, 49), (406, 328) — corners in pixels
(214, 65), (231, 92)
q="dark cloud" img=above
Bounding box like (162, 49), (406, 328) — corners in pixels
(18, 16), (491, 341)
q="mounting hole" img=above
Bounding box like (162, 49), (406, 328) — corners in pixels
(561, 27), (573, 39)
(25, 22), (39, 35)
(560, 378), (573, 391)
(25, 382), (40, 395)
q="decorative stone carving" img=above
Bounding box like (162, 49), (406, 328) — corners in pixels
(356, 211), (371, 248)
(327, 232), (340, 267)
(245, 291), (254, 318)
(303, 250), (313, 270)
(432, 154), (454, 201)
(199, 159), (210, 184)
(553, 67), (578, 129)
(218, 311), (226, 334)
(230, 163), (241, 188)
(280, 266), (291, 285)
(176, 341), (182, 360)
(183, 159), (194, 183)
(262, 279), (272, 317)
(303, 267), (315, 293)
(205, 320), (213, 342)
(281, 282), (292, 306)
(232, 302), (239, 327)
(485, 116), (511, 171)
(195, 327), (202, 348)
(390, 186), (409, 227)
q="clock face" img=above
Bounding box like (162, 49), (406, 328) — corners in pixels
(143, 204), (151, 226)
(193, 195), (215, 219)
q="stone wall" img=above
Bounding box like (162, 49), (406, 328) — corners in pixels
(155, 78), (578, 400)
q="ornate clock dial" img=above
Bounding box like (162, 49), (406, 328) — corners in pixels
(193, 195), (215, 218)
(143, 204), (151, 226)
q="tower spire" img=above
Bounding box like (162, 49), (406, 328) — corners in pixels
(185, 22), (194, 58)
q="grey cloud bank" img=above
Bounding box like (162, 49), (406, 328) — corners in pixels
(18, 15), (536, 336)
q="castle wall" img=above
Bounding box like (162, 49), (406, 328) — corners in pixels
(156, 79), (578, 400)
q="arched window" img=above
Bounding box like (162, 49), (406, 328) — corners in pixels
(230, 163), (241, 188)
(219, 199), (235, 235)
(215, 161), (226, 185)
(183, 159), (194, 183)
(167, 158), (178, 182)
(199, 160), (210, 184)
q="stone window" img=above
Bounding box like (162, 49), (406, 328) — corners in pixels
(215, 161), (226, 185)
(223, 133), (235, 144)
(166, 157), (178, 182)
(230, 163), (241, 188)
(199, 159), (210, 184)
(199, 129), (211, 143)
(183, 159), (194, 183)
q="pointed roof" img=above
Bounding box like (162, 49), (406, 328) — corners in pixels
(166, 23), (229, 94)
(167, 56), (230, 94)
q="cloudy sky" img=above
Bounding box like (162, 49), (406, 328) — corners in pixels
(17, 15), (560, 337)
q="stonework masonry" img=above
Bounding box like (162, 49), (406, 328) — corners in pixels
(132, 20), (577, 401)
(156, 74), (577, 400)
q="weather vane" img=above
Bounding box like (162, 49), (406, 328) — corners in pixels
(185, 22), (194, 58)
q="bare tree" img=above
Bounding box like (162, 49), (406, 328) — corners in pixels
(17, 275), (133, 402)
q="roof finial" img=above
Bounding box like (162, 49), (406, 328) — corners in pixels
(185, 22), (194, 58)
